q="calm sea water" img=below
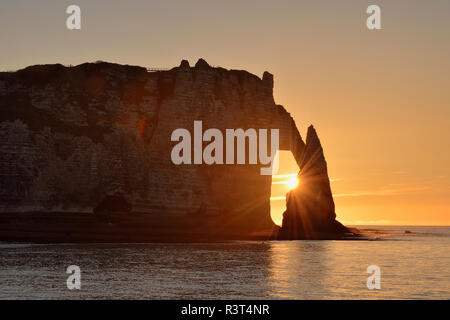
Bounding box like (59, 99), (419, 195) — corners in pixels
(0, 226), (449, 299)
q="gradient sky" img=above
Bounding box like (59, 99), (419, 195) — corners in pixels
(1, 0), (449, 225)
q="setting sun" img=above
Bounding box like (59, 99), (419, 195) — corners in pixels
(287, 177), (299, 189)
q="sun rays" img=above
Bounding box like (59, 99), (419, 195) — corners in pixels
(272, 174), (299, 190)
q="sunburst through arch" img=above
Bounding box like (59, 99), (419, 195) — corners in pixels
(270, 151), (301, 226)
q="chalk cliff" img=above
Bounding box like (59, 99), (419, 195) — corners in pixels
(0, 59), (348, 241)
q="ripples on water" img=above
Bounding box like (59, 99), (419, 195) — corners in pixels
(0, 226), (449, 299)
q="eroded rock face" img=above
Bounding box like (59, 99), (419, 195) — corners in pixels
(276, 126), (349, 239)
(0, 59), (305, 238)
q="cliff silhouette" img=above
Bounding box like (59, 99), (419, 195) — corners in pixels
(275, 126), (350, 239)
(0, 59), (352, 242)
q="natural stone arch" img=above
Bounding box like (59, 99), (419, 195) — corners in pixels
(270, 150), (301, 226)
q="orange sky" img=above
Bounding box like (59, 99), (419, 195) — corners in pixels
(1, 0), (449, 225)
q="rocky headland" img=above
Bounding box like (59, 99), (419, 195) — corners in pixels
(0, 59), (354, 242)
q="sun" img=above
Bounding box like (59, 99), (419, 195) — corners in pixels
(287, 177), (299, 189)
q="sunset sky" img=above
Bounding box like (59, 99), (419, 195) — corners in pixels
(1, 0), (449, 225)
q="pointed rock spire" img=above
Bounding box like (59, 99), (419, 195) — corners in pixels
(276, 125), (349, 239)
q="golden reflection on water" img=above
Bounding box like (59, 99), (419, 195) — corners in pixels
(267, 241), (332, 298)
(264, 230), (450, 299)
(0, 227), (448, 299)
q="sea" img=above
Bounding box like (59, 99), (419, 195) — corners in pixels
(0, 226), (448, 299)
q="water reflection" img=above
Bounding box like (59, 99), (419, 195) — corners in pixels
(0, 227), (449, 299)
(266, 241), (330, 298)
